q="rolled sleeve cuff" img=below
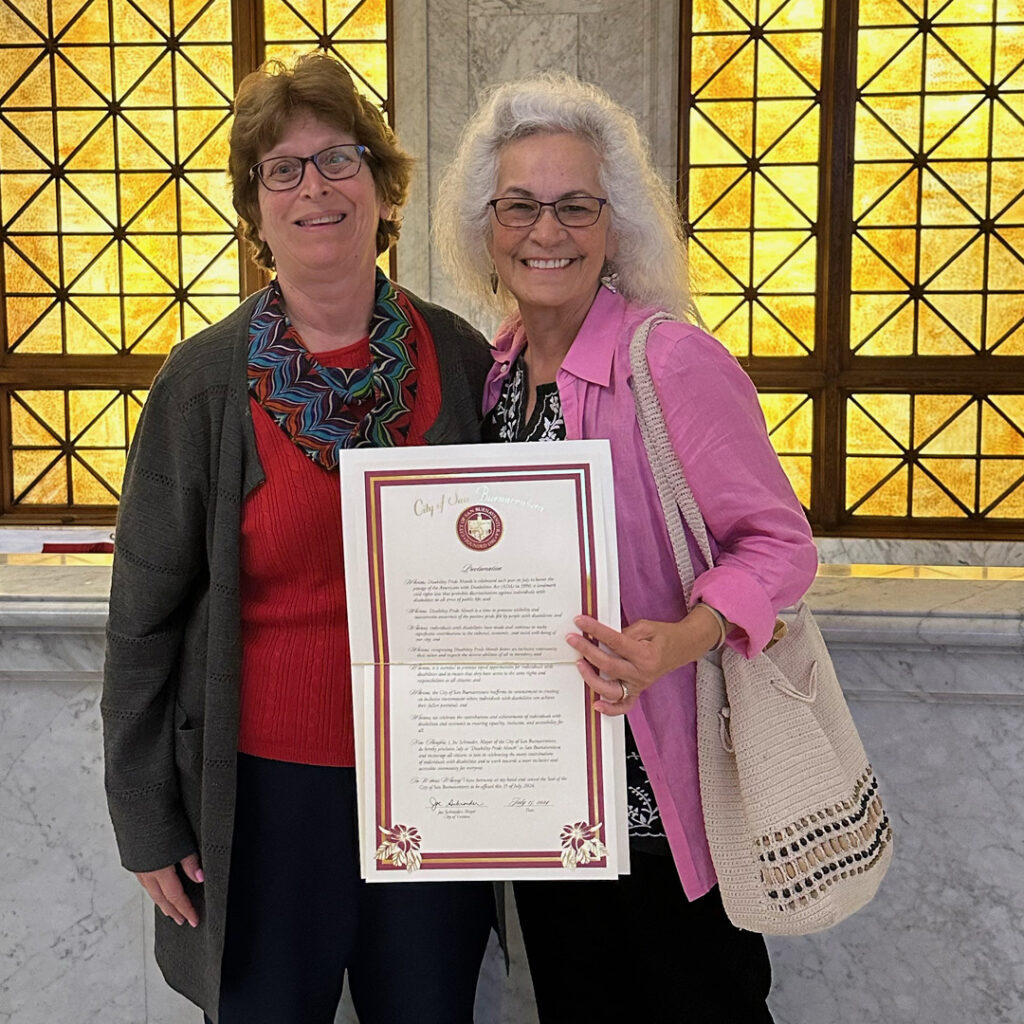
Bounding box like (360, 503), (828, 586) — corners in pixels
(691, 565), (777, 657)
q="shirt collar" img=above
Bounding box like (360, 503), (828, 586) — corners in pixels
(560, 285), (630, 387)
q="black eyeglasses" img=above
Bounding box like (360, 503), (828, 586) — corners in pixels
(250, 144), (370, 191)
(488, 195), (609, 228)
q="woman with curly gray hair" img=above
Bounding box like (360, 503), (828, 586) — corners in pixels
(435, 74), (817, 1023)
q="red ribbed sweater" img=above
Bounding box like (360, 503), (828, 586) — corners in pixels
(238, 308), (441, 766)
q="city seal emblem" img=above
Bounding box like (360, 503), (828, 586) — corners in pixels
(456, 505), (503, 551)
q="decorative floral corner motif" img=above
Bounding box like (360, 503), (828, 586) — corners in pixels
(375, 823), (423, 872)
(559, 820), (608, 869)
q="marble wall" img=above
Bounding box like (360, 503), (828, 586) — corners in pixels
(392, 0), (680, 316)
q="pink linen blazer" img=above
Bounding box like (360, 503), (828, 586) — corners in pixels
(482, 285), (819, 898)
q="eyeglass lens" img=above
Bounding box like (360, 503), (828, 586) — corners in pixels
(255, 145), (365, 190)
(491, 196), (605, 227)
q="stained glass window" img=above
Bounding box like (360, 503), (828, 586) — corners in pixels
(0, 0), (390, 521)
(681, 1), (1024, 537)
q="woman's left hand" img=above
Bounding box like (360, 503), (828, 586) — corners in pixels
(568, 608), (723, 716)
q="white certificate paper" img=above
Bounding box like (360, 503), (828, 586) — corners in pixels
(341, 441), (627, 881)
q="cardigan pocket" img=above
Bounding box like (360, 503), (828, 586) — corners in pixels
(174, 701), (205, 833)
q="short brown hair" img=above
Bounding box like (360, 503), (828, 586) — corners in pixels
(229, 53), (413, 268)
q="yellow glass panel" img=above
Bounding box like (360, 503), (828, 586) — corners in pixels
(339, 0), (387, 41)
(692, 2), (749, 33)
(984, 398), (1024, 455)
(934, 0), (995, 21)
(689, 106), (749, 164)
(857, 29), (916, 89)
(0, 2), (46, 43)
(700, 38), (756, 99)
(757, 295), (815, 352)
(755, 100), (817, 159)
(915, 396), (975, 451)
(778, 455), (812, 507)
(3, 246), (51, 294)
(13, 451), (67, 505)
(981, 462), (1024, 516)
(711, 301), (751, 357)
(847, 459), (907, 515)
(995, 24), (1024, 81)
(690, 246), (741, 295)
(696, 231), (752, 286)
(55, 49), (113, 105)
(928, 238), (984, 292)
(10, 398), (60, 446)
(767, 29), (821, 83)
(847, 400), (905, 455)
(751, 302), (808, 356)
(988, 233), (1024, 292)
(760, 240), (817, 293)
(71, 454), (121, 504)
(920, 295), (981, 354)
(73, 297), (124, 351)
(753, 231), (809, 285)
(927, 33), (989, 93)
(340, 43), (387, 98)
(698, 174), (752, 229)
(689, 166), (748, 224)
(911, 467), (970, 517)
(757, 41), (814, 96)
(692, 35), (748, 95)
(992, 99), (1024, 161)
(854, 101), (915, 160)
(15, 391), (66, 434)
(65, 305), (120, 355)
(753, 173), (811, 229)
(986, 295), (1024, 353)
(858, 0), (918, 27)
(865, 34), (923, 96)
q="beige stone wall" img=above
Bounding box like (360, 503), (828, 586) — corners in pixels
(392, 0), (679, 318)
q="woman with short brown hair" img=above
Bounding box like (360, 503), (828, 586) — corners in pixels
(102, 53), (494, 1024)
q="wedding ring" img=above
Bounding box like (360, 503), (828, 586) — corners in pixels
(619, 681), (629, 702)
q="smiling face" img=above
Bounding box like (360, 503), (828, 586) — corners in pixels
(487, 132), (615, 329)
(256, 111), (387, 288)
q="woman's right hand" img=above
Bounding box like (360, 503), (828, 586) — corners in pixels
(135, 853), (204, 927)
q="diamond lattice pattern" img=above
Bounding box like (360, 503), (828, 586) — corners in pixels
(0, 0), (240, 357)
(264, 0), (387, 104)
(852, 0), (1024, 355)
(9, 388), (147, 505)
(687, 0), (823, 358)
(846, 392), (1024, 517)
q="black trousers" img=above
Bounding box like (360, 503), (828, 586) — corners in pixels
(207, 754), (494, 1024)
(514, 850), (774, 1024)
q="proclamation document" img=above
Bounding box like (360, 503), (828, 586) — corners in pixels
(341, 441), (627, 881)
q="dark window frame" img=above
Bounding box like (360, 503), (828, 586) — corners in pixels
(677, 0), (1024, 540)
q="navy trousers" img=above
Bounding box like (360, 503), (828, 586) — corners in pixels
(206, 754), (494, 1024)
(514, 850), (774, 1023)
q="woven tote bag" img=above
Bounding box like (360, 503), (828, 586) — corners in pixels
(629, 313), (893, 935)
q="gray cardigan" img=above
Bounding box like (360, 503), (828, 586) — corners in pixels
(101, 288), (492, 1017)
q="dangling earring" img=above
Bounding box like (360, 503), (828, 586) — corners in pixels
(489, 266), (499, 295)
(600, 262), (619, 293)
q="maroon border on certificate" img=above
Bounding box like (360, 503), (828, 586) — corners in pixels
(364, 463), (609, 872)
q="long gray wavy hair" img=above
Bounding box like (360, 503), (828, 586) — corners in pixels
(434, 72), (692, 319)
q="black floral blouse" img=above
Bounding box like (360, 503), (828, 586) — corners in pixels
(484, 356), (670, 854)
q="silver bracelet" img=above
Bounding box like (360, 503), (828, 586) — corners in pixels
(698, 601), (728, 651)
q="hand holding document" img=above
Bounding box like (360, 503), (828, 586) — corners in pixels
(341, 441), (628, 881)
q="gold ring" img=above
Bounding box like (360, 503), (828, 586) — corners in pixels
(619, 681), (629, 702)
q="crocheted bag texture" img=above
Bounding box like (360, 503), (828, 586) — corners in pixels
(628, 312), (893, 935)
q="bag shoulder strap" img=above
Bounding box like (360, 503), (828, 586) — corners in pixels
(627, 312), (715, 605)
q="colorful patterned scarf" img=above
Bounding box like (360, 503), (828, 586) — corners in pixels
(247, 269), (419, 470)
